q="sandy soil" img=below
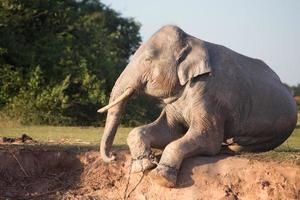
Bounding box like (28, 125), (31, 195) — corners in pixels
(0, 148), (299, 200)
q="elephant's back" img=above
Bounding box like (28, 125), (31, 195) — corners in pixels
(205, 41), (281, 85)
(206, 41), (296, 115)
(205, 42), (297, 143)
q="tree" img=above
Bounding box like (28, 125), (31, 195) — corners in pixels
(0, 0), (160, 125)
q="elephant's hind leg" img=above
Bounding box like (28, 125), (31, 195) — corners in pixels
(127, 109), (184, 173)
(227, 130), (293, 152)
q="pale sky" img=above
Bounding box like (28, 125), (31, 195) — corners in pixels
(102, 0), (300, 85)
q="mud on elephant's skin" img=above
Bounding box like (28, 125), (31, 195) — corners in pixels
(98, 25), (298, 187)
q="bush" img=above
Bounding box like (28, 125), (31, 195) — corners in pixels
(0, 0), (160, 126)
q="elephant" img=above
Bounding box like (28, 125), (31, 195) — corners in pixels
(98, 25), (298, 188)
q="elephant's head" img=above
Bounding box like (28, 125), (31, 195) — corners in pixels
(98, 25), (211, 162)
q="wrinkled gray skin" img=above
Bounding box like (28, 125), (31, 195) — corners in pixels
(99, 25), (298, 187)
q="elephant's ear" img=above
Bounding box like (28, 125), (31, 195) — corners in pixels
(176, 37), (211, 85)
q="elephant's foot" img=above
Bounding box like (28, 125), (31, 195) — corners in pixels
(131, 156), (157, 173)
(149, 164), (177, 188)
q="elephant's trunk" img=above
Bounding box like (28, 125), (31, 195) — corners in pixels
(100, 105), (123, 162)
(99, 69), (137, 162)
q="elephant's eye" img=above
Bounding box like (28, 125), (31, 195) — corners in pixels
(145, 48), (157, 59)
(144, 57), (152, 65)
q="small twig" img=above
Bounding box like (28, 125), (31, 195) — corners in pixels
(123, 160), (133, 200)
(10, 152), (29, 177)
(126, 173), (144, 199)
(123, 153), (157, 199)
(286, 140), (291, 151)
(123, 159), (145, 200)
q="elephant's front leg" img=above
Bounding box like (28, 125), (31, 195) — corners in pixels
(127, 110), (183, 173)
(150, 116), (224, 187)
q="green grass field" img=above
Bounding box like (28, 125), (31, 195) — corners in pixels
(278, 125), (300, 151)
(0, 126), (130, 146)
(0, 125), (299, 151)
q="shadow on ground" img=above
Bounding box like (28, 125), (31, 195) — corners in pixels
(0, 144), (129, 199)
(0, 148), (83, 199)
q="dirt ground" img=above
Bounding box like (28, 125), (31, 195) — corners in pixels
(0, 147), (299, 200)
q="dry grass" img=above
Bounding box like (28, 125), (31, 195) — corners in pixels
(1, 110), (299, 148)
(0, 126), (131, 146)
(0, 124), (299, 152)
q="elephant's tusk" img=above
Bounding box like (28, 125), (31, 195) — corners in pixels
(97, 88), (134, 113)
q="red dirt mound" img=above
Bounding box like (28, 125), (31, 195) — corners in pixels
(0, 149), (299, 200)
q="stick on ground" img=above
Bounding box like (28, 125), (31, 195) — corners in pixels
(10, 152), (30, 177)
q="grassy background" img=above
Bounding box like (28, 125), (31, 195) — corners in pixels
(278, 125), (300, 151)
(0, 126), (129, 146)
(0, 125), (299, 151)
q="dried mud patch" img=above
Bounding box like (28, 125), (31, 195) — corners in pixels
(0, 148), (299, 200)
